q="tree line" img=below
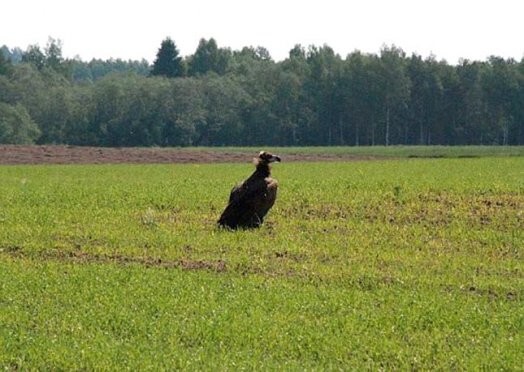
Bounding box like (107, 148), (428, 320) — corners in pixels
(1, 37), (523, 146)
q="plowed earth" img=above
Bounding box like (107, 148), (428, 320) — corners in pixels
(0, 145), (375, 164)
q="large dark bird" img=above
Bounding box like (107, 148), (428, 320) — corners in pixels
(218, 151), (281, 229)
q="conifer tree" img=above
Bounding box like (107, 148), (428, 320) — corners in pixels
(151, 38), (184, 78)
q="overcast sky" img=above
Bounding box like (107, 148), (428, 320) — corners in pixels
(2, 0), (523, 64)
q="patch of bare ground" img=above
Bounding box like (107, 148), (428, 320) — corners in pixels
(0, 245), (227, 272)
(0, 145), (379, 165)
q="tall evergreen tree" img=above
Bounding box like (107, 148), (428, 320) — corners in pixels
(151, 38), (185, 78)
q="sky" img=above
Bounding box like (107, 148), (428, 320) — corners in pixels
(2, 0), (523, 64)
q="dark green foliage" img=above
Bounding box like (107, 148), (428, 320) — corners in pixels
(0, 102), (40, 143)
(0, 39), (523, 146)
(44, 38), (65, 72)
(196, 74), (247, 145)
(150, 38), (185, 78)
(1, 45), (23, 63)
(71, 58), (150, 82)
(19, 38), (71, 79)
(188, 38), (231, 76)
(21, 45), (46, 70)
(0, 50), (11, 75)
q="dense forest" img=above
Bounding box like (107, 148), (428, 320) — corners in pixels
(1, 38), (523, 146)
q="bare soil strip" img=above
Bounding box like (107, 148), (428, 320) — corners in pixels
(0, 145), (376, 165)
(0, 245), (227, 272)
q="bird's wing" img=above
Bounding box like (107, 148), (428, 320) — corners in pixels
(219, 179), (269, 225)
(255, 178), (278, 215)
(226, 179), (266, 209)
(228, 182), (245, 203)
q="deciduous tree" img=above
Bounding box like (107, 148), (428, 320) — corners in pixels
(0, 102), (40, 144)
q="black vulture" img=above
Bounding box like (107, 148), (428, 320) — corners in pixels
(218, 151), (281, 229)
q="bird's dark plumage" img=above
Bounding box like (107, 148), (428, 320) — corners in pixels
(218, 151), (281, 229)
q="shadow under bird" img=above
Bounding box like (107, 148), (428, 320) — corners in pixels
(218, 151), (281, 229)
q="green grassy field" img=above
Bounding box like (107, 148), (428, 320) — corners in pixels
(0, 152), (523, 369)
(204, 145), (524, 158)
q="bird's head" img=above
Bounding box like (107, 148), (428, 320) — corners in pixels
(257, 151), (281, 164)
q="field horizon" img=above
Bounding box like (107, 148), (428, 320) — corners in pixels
(1, 144), (523, 165)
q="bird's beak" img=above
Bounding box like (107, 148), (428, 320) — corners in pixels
(272, 155), (281, 163)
